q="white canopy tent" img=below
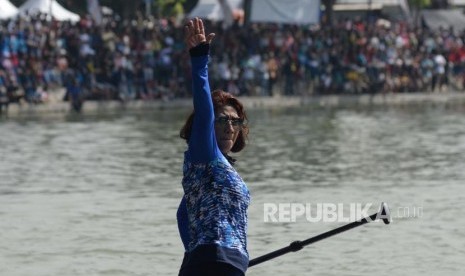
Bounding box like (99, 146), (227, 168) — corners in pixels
(189, 0), (242, 21)
(421, 9), (465, 30)
(190, 0), (320, 25)
(0, 0), (19, 19)
(250, 0), (320, 25)
(446, 0), (465, 6)
(19, 0), (80, 22)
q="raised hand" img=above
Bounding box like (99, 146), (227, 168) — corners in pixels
(184, 17), (215, 50)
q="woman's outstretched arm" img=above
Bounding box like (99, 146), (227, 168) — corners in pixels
(184, 18), (219, 163)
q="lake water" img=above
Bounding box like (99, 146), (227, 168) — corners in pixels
(1, 103), (464, 276)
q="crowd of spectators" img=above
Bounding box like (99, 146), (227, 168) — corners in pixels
(1, 12), (465, 108)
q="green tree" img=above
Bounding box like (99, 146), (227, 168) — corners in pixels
(154, 0), (186, 17)
(409, 0), (432, 9)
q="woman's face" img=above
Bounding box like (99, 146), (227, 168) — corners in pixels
(215, 105), (242, 154)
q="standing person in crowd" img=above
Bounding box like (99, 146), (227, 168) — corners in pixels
(177, 18), (251, 276)
(65, 70), (84, 112)
(0, 69), (10, 112)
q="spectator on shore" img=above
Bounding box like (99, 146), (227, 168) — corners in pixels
(2, 12), (465, 108)
(66, 72), (84, 112)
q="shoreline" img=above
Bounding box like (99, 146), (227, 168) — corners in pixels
(2, 90), (465, 117)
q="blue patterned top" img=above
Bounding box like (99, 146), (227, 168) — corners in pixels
(177, 44), (250, 272)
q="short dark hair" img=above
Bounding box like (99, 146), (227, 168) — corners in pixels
(180, 89), (249, 152)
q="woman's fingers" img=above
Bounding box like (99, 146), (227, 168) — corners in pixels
(193, 17), (199, 35)
(185, 19), (201, 37)
(199, 18), (205, 36)
(184, 21), (193, 39)
(185, 18), (214, 47)
(206, 33), (215, 44)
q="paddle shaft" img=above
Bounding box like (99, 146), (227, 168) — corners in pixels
(248, 211), (382, 267)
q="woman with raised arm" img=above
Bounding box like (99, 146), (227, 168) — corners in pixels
(176, 18), (251, 276)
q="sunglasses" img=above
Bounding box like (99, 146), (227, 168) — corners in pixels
(215, 116), (244, 129)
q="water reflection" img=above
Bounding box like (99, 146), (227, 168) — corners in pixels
(1, 104), (464, 275)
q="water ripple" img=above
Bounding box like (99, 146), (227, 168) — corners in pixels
(1, 106), (464, 275)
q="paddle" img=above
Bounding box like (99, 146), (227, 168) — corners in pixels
(248, 202), (391, 267)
